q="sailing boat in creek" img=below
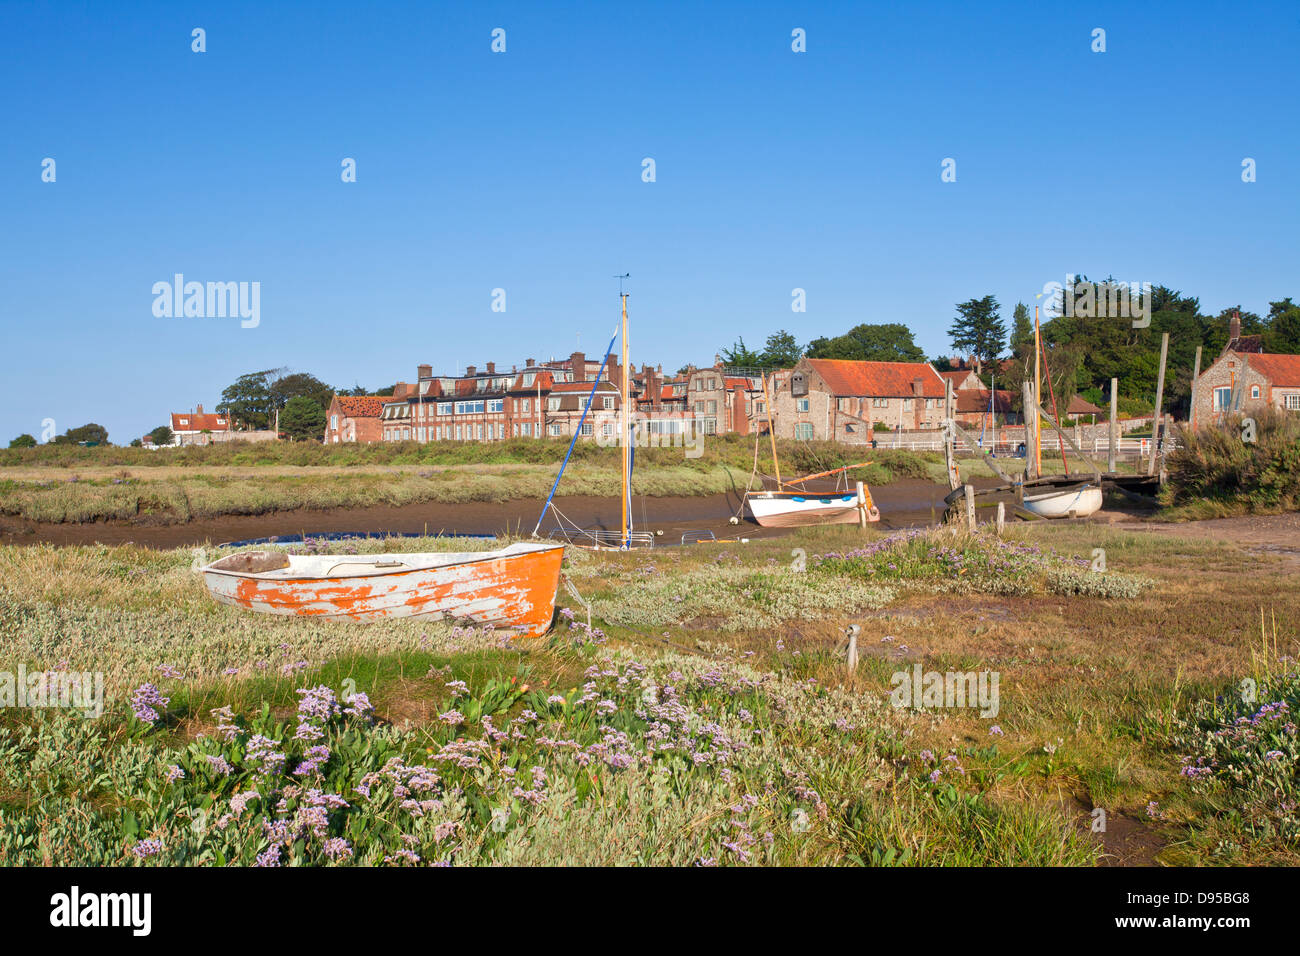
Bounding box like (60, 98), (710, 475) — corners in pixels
(532, 279), (652, 549)
(743, 372), (882, 528)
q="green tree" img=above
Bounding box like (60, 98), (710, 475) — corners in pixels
(271, 372), (334, 413)
(218, 370), (278, 430)
(1265, 306), (1300, 353)
(54, 423), (109, 445)
(761, 330), (802, 367)
(1268, 297), (1295, 321)
(806, 323), (925, 362)
(8, 434), (36, 448)
(719, 337), (765, 368)
(1010, 302), (1033, 358)
(279, 396), (326, 441)
(148, 425), (174, 446)
(948, 296), (1007, 368)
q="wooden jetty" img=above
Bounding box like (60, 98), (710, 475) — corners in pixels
(938, 326), (1170, 524)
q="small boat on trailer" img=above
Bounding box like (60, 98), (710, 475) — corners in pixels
(199, 541), (564, 638)
(1022, 483), (1103, 519)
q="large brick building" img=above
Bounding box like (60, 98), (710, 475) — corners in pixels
(767, 358), (947, 442)
(377, 352), (636, 443)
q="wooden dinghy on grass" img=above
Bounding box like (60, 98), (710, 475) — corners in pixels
(1021, 483), (1103, 519)
(199, 541), (565, 639)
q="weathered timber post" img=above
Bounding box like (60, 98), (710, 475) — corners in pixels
(1024, 380), (1038, 480)
(964, 483), (976, 532)
(1108, 377), (1118, 473)
(1189, 345), (1202, 433)
(996, 501), (1005, 534)
(1148, 332), (1169, 476)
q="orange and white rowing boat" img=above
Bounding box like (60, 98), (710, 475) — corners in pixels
(199, 541), (564, 638)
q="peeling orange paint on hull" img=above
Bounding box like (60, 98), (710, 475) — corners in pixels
(200, 543), (564, 639)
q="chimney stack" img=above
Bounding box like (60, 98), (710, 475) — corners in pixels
(1230, 311), (1241, 342)
(486, 361), (495, 375)
(417, 364), (432, 379)
(466, 365), (477, 377)
(912, 378), (924, 396)
(525, 357), (535, 368)
(570, 351), (586, 380)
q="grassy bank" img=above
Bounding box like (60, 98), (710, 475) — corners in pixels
(1, 522), (1296, 865)
(1162, 410), (1300, 520)
(0, 433), (937, 477)
(0, 438), (943, 526)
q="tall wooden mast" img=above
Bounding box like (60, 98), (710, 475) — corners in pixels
(620, 291), (630, 548)
(1034, 306), (1042, 476)
(761, 371), (782, 490)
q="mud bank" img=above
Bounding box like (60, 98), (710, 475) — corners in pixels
(0, 478), (977, 549)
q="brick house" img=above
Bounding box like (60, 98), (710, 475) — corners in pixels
(545, 378), (624, 440)
(169, 404), (230, 446)
(325, 395), (385, 443)
(955, 387), (1019, 427)
(936, 368), (1022, 428)
(683, 364), (763, 436)
(938, 369), (981, 393)
(768, 358), (947, 441)
(1194, 350), (1300, 423)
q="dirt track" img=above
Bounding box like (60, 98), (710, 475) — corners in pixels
(1105, 511), (1300, 567)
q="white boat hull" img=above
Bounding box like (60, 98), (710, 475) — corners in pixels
(1022, 485), (1103, 518)
(200, 541), (564, 638)
(746, 490), (880, 528)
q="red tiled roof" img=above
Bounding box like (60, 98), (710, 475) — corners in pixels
(551, 380), (618, 393)
(724, 377), (758, 391)
(956, 389), (1015, 414)
(1246, 352), (1300, 388)
(336, 396), (385, 418)
(170, 412), (229, 432)
(806, 359), (946, 398)
(1067, 395), (1104, 416)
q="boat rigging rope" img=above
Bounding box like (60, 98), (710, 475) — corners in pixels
(533, 321), (621, 537)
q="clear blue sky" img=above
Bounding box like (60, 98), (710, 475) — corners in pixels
(2, 0), (1296, 443)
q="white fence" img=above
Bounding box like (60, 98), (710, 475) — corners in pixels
(867, 430), (1177, 457)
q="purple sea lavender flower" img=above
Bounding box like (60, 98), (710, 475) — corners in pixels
(323, 838), (353, 860)
(129, 683), (169, 724)
(254, 845), (282, 867)
(131, 839), (163, 859)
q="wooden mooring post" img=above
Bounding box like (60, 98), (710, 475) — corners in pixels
(1108, 377), (1118, 473)
(996, 501), (1005, 534)
(1189, 345), (1202, 433)
(1147, 332), (1169, 477)
(964, 483), (976, 532)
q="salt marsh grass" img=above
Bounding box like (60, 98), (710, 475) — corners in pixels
(0, 520), (1296, 866)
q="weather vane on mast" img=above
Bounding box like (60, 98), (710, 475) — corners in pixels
(614, 273), (630, 297)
